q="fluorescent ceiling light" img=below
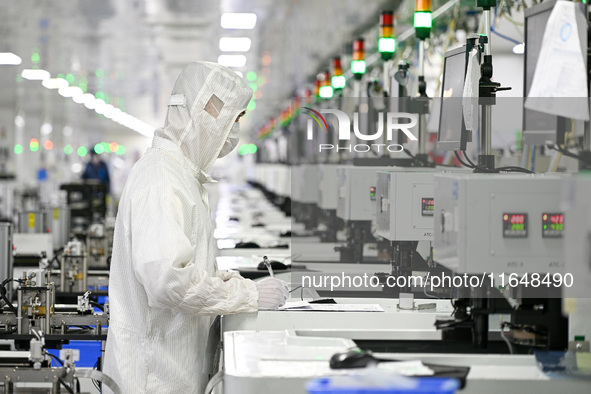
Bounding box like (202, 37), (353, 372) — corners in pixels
(72, 94), (85, 104)
(235, 71), (243, 78)
(58, 86), (83, 98)
(221, 13), (257, 29)
(82, 94), (96, 109)
(218, 55), (246, 68)
(219, 37), (252, 52)
(0, 52), (22, 65)
(21, 69), (50, 80)
(513, 43), (525, 55)
(42, 78), (68, 89)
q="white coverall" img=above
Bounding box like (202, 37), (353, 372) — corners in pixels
(103, 62), (258, 394)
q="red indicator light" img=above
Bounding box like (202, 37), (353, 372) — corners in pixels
(503, 214), (509, 221)
(353, 38), (365, 61)
(543, 214), (548, 221)
(333, 57), (342, 77)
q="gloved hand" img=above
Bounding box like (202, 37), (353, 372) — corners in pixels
(256, 277), (289, 310)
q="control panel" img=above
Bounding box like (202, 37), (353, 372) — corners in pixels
(336, 165), (398, 222)
(433, 173), (566, 274)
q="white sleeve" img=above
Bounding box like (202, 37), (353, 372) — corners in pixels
(216, 270), (244, 281)
(130, 183), (259, 315)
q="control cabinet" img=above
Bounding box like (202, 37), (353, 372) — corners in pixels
(433, 173), (566, 274)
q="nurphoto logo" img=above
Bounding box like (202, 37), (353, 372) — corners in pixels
(303, 107), (418, 153)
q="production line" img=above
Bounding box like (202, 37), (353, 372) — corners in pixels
(1, 0), (591, 393)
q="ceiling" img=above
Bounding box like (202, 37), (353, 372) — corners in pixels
(0, 0), (398, 146)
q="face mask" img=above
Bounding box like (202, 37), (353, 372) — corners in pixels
(218, 122), (240, 158)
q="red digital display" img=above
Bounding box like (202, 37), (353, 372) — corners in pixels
(509, 214), (525, 224)
(542, 212), (564, 238)
(503, 213), (528, 238)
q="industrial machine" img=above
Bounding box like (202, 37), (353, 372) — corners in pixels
(317, 164), (342, 242)
(335, 165), (397, 263)
(0, 268), (108, 340)
(432, 173), (568, 351)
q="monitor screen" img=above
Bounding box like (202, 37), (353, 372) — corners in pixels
(437, 46), (468, 151)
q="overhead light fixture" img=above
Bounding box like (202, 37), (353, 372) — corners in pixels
(513, 43), (525, 54)
(221, 13), (257, 29)
(219, 37), (252, 52)
(42, 78), (68, 89)
(58, 86), (83, 98)
(0, 52), (22, 65)
(82, 93), (96, 109)
(21, 69), (50, 80)
(235, 71), (244, 78)
(218, 55), (247, 68)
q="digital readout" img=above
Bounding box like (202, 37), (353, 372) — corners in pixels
(503, 213), (528, 238)
(542, 213), (564, 238)
(421, 198), (434, 216)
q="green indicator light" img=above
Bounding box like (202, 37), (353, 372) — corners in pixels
(351, 60), (366, 74)
(14, 144), (23, 155)
(414, 12), (432, 28)
(544, 225), (548, 230)
(57, 73), (65, 80)
(319, 85), (334, 99)
(64, 145), (73, 155)
(30, 142), (39, 152)
(65, 73), (75, 84)
(31, 52), (40, 63)
(238, 144), (249, 156)
(95, 91), (105, 100)
(116, 145), (126, 155)
(379, 37), (396, 53)
(246, 71), (257, 81)
(96, 69), (104, 78)
(15, 75), (22, 82)
(247, 101), (256, 111)
(77, 146), (88, 157)
(79, 77), (88, 93)
(249, 83), (257, 92)
(249, 144), (257, 154)
(101, 142), (110, 152)
(94, 143), (104, 154)
(331, 75), (346, 89)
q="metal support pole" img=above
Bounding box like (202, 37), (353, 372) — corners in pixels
(419, 40), (425, 77)
(17, 289), (22, 335)
(383, 61), (391, 96)
(481, 106), (492, 156)
(483, 10), (491, 56)
(418, 114), (427, 155)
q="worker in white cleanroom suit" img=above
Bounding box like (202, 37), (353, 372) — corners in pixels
(103, 62), (289, 394)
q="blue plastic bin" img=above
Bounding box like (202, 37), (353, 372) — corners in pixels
(306, 377), (460, 394)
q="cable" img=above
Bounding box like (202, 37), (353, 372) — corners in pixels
(58, 377), (75, 394)
(500, 322), (515, 355)
(530, 145), (536, 172)
(490, 27), (521, 45)
(89, 301), (104, 312)
(459, 151), (535, 174)
(48, 352), (65, 367)
(547, 144), (591, 165)
(461, 151), (477, 168)
(204, 370), (224, 394)
(454, 151), (474, 169)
